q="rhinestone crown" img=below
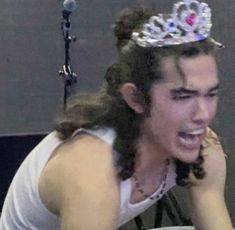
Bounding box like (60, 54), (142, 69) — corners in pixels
(132, 0), (212, 47)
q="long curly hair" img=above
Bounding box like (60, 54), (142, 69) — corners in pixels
(55, 7), (220, 185)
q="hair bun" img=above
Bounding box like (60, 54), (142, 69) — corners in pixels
(114, 8), (155, 51)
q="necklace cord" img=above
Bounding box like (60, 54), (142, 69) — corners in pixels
(133, 159), (170, 200)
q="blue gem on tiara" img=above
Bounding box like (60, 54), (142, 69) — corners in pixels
(169, 22), (176, 28)
(131, 0), (212, 47)
(196, 34), (206, 41)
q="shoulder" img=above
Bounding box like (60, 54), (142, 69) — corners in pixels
(187, 128), (233, 230)
(39, 134), (119, 214)
(50, 133), (117, 186)
(59, 133), (114, 163)
(190, 127), (227, 191)
(202, 127), (226, 179)
(201, 127), (223, 155)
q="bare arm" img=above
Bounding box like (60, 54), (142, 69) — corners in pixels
(53, 136), (120, 230)
(188, 129), (233, 230)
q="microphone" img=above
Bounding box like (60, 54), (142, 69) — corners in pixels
(60, 0), (78, 109)
(62, 0), (77, 19)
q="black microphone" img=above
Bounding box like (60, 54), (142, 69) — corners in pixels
(60, 0), (78, 109)
(62, 0), (77, 20)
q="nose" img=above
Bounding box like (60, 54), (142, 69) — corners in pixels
(192, 98), (215, 125)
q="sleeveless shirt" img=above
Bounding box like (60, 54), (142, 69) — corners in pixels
(0, 127), (176, 229)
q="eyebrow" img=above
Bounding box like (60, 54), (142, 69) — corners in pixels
(170, 83), (220, 95)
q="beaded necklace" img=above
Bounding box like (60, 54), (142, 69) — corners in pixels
(133, 159), (170, 200)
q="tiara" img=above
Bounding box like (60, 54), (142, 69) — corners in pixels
(132, 0), (212, 47)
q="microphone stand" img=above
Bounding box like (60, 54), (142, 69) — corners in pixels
(59, 11), (77, 110)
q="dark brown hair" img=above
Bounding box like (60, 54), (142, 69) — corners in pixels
(55, 7), (220, 184)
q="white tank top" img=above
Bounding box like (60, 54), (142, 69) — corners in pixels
(0, 127), (176, 229)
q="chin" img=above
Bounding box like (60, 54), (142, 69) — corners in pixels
(174, 147), (201, 163)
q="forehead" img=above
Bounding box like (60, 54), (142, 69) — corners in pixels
(160, 54), (218, 89)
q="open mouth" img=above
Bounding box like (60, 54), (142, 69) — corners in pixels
(178, 129), (205, 149)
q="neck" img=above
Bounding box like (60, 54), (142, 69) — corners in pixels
(134, 133), (170, 175)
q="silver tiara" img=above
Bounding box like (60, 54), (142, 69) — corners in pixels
(132, 0), (212, 47)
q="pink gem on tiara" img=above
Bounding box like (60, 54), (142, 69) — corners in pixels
(131, 0), (212, 47)
(186, 13), (197, 26)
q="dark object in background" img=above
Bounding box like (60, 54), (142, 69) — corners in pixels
(0, 133), (47, 210)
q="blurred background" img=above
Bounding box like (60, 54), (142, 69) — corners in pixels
(0, 0), (234, 228)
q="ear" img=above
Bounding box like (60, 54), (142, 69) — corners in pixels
(119, 83), (145, 114)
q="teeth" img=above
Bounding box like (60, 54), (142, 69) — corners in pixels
(178, 129), (205, 149)
(178, 131), (201, 148)
(185, 129), (204, 135)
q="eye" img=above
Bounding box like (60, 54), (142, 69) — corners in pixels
(207, 91), (218, 98)
(172, 94), (192, 100)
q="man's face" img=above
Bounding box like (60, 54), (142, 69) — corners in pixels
(141, 54), (219, 163)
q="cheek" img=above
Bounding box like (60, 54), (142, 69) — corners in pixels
(150, 104), (186, 129)
(164, 103), (193, 123)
